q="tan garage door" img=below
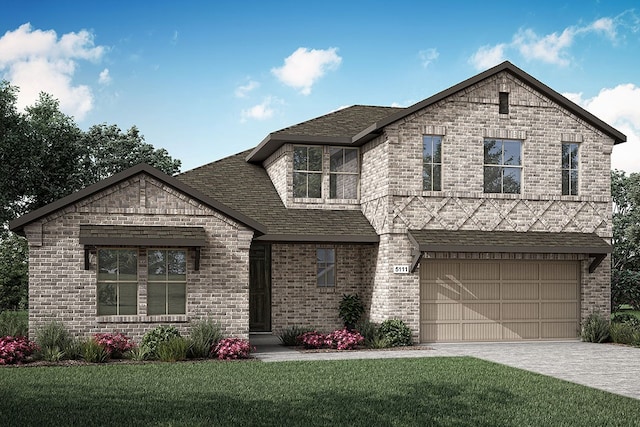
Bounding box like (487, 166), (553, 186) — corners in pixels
(420, 260), (580, 342)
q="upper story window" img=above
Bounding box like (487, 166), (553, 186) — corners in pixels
(293, 145), (359, 200)
(329, 148), (358, 199)
(148, 249), (187, 315)
(423, 135), (442, 191)
(484, 138), (522, 194)
(562, 142), (579, 195)
(293, 146), (323, 198)
(97, 249), (138, 316)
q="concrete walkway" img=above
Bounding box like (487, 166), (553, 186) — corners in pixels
(250, 335), (640, 400)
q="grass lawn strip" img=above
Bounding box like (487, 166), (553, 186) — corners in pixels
(1, 357), (639, 426)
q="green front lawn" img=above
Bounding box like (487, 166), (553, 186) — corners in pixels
(1, 357), (639, 426)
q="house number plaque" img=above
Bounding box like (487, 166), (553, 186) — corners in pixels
(393, 265), (410, 274)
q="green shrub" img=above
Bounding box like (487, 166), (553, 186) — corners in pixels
(277, 325), (312, 346)
(141, 325), (182, 359)
(0, 310), (28, 337)
(581, 312), (610, 343)
(157, 336), (189, 362)
(609, 322), (640, 346)
(612, 313), (640, 328)
(355, 320), (382, 348)
(82, 338), (110, 363)
(379, 319), (413, 347)
(611, 269), (640, 311)
(367, 335), (391, 349)
(127, 346), (150, 361)
(339, 294), (365, 329)
(35, 321), (74, 360)
(187, 319), (223, 358)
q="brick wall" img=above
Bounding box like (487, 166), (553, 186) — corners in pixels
(270, 243), (376, 333)
(25, 174), (253, 342)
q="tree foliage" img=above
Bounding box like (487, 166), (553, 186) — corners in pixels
(0, 81), (182, 311)
(611, 169), (640, 310)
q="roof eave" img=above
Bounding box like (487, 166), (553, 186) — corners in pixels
(247, 134), (354, 163)
(254, 234), (379, 243)
(9, 164), (268, 235)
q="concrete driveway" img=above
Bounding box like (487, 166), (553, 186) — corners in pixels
(252, 336), (640, 400)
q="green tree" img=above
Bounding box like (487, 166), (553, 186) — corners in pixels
(611, 169), (640, 310)
(0, 233), (28, 311)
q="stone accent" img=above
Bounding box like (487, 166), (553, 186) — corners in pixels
(26, 174), (253, 342)
(270, 243), (376, 333)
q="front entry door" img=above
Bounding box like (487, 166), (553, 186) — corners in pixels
(249, 243), (271, 332)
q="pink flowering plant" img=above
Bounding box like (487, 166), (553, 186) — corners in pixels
(94, 332), (135, 358)
(326, 328), (364, 350)
(299, 329), (364, 350)
(213, 338), (253, 360)
(0, 336), (39, 365)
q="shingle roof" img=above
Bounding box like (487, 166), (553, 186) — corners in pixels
(408, 229), (611, 254)
(177, 151), (378, 242)
(79, 225), (207, 246)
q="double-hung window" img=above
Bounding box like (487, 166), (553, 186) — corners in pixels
(148, 249), (187, 315)
(423, 135), (442, 191)
(329, 148), (358, 199)
(562, 143), (579, 195)
(293, 146), (323, 198)
(97, 249), (138, 316)
(317, 248), (335, 287)
(484, 139), (522, 194)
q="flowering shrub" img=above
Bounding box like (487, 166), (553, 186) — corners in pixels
(0, 336), (39, 365)
(299, 331), (329, 349)
(299, 329), (364, 350)
(326, 328), (364, 350)
(213, 338), (253, 360)
(94, 332), (135, 358)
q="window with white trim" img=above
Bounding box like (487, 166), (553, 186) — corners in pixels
(562, 142), (579, 195)
(293, 146), (323, 198)
(147, 249), (187, 315)
(483, 138), (522, 194)
(329, 148), (358, 199)
(97, 249), (138, 316)
(317, 248), (335, 287)
(423, 135), (442, 191)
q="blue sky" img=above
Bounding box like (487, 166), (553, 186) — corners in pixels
(1, 1), (639, 172)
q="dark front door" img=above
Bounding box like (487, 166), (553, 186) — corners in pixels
(249, 243), (271, 332)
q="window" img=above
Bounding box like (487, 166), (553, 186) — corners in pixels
(329, 148), (358, 199)
(97, 249), (138, 316)
(499, 92), (509, 114)
(317, 248), (335, 287)
(484, 139), (522, 194)
(148, 250), (187, 315)
(423, 135), (442, 191)
(562, 143), (579, 195)
(293, 146), (323, 198)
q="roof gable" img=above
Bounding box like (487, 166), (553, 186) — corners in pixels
(247, 61), (626, 163)
(9, 163), (266, 235)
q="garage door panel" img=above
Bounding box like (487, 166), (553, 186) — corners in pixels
(541, 283), (578, 300)
(463, 323), (502, 340)
(502, 262), (539, 280)
(542, 322), (578, 339)
(460, 263), (499, 280)
(460, 283), (500, 300)
(421, 260), (580, 342)
(421, 323), (461, 342)
(422, 303), (460, 321)
(503, 303), (539, 320)
(503, 322), (540, 339)
(463, 303), (500, 320)
(501, 282), (539, 300)
(541, 302), (578, 319)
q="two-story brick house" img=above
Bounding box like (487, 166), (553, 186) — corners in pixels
(10, 61), (625, 342)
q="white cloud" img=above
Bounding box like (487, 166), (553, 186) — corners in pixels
(271, 47), (342, 95)
(469, 43), (507, 70)
(565, 84), (640, 173)
(98, 68), (111, 85)
(418, 48), (439, 68)
(469, 16), (621, 70)
(0, 23), (105, 120)
(235, 80), (260, 98)
(241, 97), (277, 122)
